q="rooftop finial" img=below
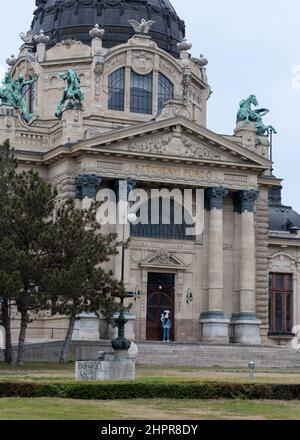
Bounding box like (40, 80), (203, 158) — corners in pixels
(192, 54), (208, 68)
(20, 30), (33, 44)
(177, 38), (192, 52)
(6, 55), (17, 67)
(34, 30), (50, 45)
(89, 24), (105, 39)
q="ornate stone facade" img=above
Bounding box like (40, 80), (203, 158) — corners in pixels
(1, 1), (299, 347)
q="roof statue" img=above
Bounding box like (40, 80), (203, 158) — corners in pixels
(237, 95), (277, 136)
(128, 19), (156, 35)
(55, 69), (84, 119)
(0, 72), (36, 122)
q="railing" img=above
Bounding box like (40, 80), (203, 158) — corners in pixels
(11, 326), (67, 340)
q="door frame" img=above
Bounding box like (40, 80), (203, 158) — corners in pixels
(146, 270), (176, 341)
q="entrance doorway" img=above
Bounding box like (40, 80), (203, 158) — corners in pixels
(146, 273), (175, 341)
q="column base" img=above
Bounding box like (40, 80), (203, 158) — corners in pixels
(200, 312), (230, 343)
(231, 313), (261, 345)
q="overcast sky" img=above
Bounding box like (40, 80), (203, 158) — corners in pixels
(0, 0), (299, 211)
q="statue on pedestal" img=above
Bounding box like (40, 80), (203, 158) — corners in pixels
(0, 72), (36, 122)
(237, 94), (277, 136)
(55, 69), (84, 119)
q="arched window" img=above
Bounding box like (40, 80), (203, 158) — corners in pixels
(22, 77), (35, 115)
(158, 73), (174, 113)
(130, 71), (153, 114)
(131, 198), (195, 241)
(108, 68), (125, 111)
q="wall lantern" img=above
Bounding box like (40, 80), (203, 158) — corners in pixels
(134, 285), (142, 301)
(186, 288), (193, 304)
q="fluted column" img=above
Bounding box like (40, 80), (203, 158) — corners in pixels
(74, 174), (102, 340)
(231, 190), (261, 345)
(200, 187), (230, 343)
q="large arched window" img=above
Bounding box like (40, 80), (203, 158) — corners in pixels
(130, 71), (153, 114)
(108, 68), (125, 111)
(158, 73), (174, 113)
(131, 198), (195, 241)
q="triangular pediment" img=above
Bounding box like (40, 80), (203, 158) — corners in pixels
(80, 117), (270, 171)
(140, 250), (187, 270)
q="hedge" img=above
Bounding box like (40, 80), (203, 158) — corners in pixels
(0, 382), (300, 400)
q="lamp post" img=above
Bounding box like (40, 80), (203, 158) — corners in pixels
(111, 187), (137, 352)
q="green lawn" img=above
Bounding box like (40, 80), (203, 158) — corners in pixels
(1, 362), (300, 384)
(0, 398), (299, 420)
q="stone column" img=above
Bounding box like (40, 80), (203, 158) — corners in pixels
(231, 190), (261, 345)
(74, 174), (102, 339)
(200, 187), (230, 343)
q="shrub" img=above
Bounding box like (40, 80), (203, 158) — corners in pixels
(0, 382), (300, 401)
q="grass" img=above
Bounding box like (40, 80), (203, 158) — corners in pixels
(0, 398), (300, 420)
(1, 363), (300, 419)
(1, 362), (300, 384)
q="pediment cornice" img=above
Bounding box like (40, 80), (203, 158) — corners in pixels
(79, 117), (271, 171)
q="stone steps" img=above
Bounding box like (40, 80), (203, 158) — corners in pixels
(136, 342), (300, 368)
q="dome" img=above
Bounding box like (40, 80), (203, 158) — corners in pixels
(31, 0), (185, 58)
(269, 185), (300, 233)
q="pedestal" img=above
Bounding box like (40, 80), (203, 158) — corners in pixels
(231, 314), (261, 345)
(200, 314), (230, 343)
(72, 313), (99, 341)
(75, 350), (136, 381)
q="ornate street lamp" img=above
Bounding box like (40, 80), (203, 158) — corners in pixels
(112, 184), (137, 352)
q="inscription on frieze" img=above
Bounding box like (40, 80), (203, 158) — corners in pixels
(97, 161), (124, 171)
(224, 174), (248, 183)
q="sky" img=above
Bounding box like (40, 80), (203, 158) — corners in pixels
(0, 0), (300, 211)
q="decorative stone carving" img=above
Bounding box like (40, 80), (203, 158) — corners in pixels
(129, 132), (221, 161)
(6, 55), (17, 68)
(192, 54), (208, 68)
(234, 190), (259, 213)
(56, 39), (83, 49)
(268, 253), (297, 273)
(157, 99), (191, 120)
(205, 187), (229, 210)
(177, 39), (192, 52)
(182, 66), (192, 107)
(128, 19), (156, 34)
(89, 24), (105, 40)
(141, 249), (187, 269)
(20, 30), (33, 44)
(34, 30), (50, 45)
(84, 127), (101, 139)
(94, 56), (105, 75)
(159, 60), (178, 78)
(132, 51), (154, 75)
(75, 174), (102, 200)
(106, 54), (127, 71)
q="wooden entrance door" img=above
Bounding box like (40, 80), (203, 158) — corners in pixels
(146, 273), (175, 341)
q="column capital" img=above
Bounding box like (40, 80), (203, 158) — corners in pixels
(205, 187), (229, 210)
(234, 189), (259, 213)
(75, 174), (102, 200)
